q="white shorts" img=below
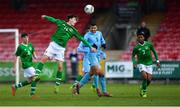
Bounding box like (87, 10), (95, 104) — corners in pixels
(24, 67), (36, 78)
(44, 41), (65, 61)
(138, 64), (153, 74)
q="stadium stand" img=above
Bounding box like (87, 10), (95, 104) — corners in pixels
(121, 0), (180, 61)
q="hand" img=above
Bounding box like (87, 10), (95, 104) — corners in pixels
(133, 64), (137, 69)
(92, 44), (97, 49)
(102, 52), (107, 59)
(101, 44), (106, 49)
(91, 47), (96, 52)
(156, 62), (160, 68)
(41, 15), (46, 19)
(34, 56), (38, 60)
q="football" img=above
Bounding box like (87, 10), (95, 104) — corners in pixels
(84, 4), (94, 14)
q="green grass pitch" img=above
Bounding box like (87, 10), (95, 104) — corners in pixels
(0, 83), (180, 106)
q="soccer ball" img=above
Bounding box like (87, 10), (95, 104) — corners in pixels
(84, 4), (94, 14)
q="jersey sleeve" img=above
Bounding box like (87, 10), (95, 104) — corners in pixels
(44, 15), (62, 25)
(131, 47), (137, 64)
(100, 50), (106, 59)
(77, 42), (90, 53)
(73, 31), (92, 48)
(150, 43), (159, 61)
(15, 46), (21, 56)
(100, 32), (106, 45)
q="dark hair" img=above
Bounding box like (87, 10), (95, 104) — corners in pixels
(90, 23), (97, 26)
(21, 33), (28, 38)
(67, 14), (78, 21)
(137, 31), (145, 36)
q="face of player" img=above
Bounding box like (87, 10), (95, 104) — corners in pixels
(22, 36), (29, 44)
(137, 35), (144, 44)
(141, 22), (146, 27)
(90, 25), (97, 33)
(69, 17), (78, 26)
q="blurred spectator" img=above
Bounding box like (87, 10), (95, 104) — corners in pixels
(11, 0), (26, 10)
(136, 21), (151, 41)
(69, 49), (78, 77)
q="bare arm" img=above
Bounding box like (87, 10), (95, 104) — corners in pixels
(33, 52), (37, 60)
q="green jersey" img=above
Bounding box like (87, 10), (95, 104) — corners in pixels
(15, 43), (34, 69)
(44, 16), (92, 48)
(132, 41), (158, 65)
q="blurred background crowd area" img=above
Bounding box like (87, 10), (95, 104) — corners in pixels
(0, 0), (179, 80)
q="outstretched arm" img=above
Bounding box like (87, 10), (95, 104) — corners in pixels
(77, 42), (90, 53)
(41, 15), (61, 24)
(74, 32), (96, 52)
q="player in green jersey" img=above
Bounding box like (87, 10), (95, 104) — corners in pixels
(132, 31), (160, 98)
(35, 15), (96, 94)
(12, 33), (40, 98)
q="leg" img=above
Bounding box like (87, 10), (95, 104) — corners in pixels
(12, 80), (31, 96)
(29, 76), (39, 98)
(147, 73), (152, 87)
(72, 66), (95, 95)
(98, 69), (112, 97)
(140, 71), (148, 97)
(35, 55), (49, 76)
(92, 74), (99, 91)
(12, 67), (38, 96)
(54, 61), (63, 94)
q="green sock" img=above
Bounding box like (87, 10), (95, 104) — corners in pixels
(147, 80), (151, 87)
(76, 75), (83, 82)
(35, 62), (44, 76)
(15, 80), (30, 89)
(141, 79), (147, 92)
(56, 71), (62, 86)
(30, 80), (37, 96)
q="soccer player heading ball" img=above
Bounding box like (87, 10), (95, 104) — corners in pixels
(35, 14), (96, 94)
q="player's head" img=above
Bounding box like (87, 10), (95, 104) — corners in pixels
(67, 14), (78, 26)
(90, 23), (97, 33)
(141, 21), (146, 28)
(137, 31), (145, 43)
(21, 33), (29, 44)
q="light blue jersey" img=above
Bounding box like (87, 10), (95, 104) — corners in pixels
(77, 42), (90, 73)
(77, 30), (108, 94)
(83, 31), (106, 66)
(77, 41), (106, 73)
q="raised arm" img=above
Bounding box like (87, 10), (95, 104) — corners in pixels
(41, 15), (61, 24)
(77, 42), (90, 53)
(74, 31), (96, 52)
(100, 32), (106, 49)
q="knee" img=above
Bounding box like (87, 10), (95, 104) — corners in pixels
(97, 71), (104, 76)
(28, 78), (33, 83)
(58, 65), (62, 71)
(41, 56), (48, 63)
(147, 77), (151, 82)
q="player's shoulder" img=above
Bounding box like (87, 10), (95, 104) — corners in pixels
(18, 43), (24, 48)
(96, 31), (102, 34)
(28, 42), (34, 47)
(145, 41), (153, 46)
(134, 42), (139, 47)
(28, 42), (33, 45)
(84, 31), (91, 36)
